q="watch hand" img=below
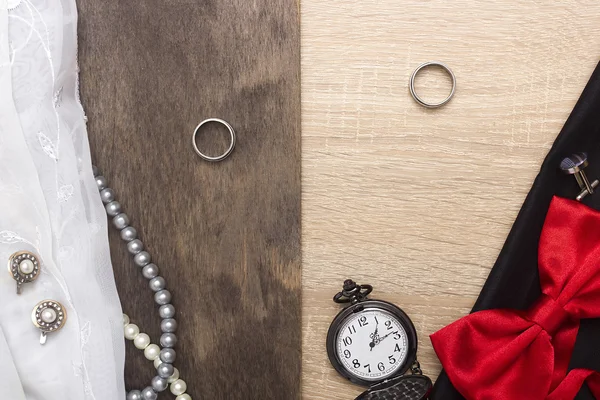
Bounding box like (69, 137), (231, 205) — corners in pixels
(369, 320), (379, 339)
(376, 331), (397, 345)
(369, 319), (380, 351)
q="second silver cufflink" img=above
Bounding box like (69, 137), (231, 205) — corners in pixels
(8, 251), (41, 294)
(560, 152), (599, 201)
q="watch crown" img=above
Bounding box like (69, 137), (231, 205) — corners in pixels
(334, 280), (373, 304)
(343, 279), (357, 291)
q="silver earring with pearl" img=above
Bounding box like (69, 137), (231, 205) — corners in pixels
(8, 251), (41, 294)
(31, 300), (67, 344)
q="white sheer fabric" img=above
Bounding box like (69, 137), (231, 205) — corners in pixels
(0, 0), (125, 398)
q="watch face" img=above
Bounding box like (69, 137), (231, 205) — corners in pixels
(336, 308), (408, 382)
(327, 300), (418, 386)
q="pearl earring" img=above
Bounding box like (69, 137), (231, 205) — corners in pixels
(31, 300), (67, 344)
(8, 251), (41, 294)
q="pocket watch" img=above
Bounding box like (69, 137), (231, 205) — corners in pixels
(326, 280), (432, 400)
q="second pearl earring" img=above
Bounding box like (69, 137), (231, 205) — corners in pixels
(32, 300), (67, 344)
(8, 251), (41, 294)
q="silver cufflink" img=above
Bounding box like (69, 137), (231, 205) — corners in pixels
(8, 251), (41, 294)
(560, 152), (599, 201)
(32, 300), (67, 344)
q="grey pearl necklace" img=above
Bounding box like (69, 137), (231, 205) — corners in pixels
(93, 166), (190, 400)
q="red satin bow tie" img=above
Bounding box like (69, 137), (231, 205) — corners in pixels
(431, 196), (600, 400)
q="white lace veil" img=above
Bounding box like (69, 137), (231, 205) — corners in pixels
(0, 0), (125, 398)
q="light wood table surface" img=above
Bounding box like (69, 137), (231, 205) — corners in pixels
(301, 1), (600, 398)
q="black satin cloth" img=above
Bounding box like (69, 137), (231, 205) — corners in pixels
(431, 61), (600, 400)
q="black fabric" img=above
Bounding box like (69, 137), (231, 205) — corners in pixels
(430, 61), (600, 400)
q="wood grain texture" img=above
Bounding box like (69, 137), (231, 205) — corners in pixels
(302, 1), (600, 399)
(77, 1), (301, 399)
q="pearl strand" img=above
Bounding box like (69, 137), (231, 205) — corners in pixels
(123, 314), (191, 400)
(93, 166), (190, 400)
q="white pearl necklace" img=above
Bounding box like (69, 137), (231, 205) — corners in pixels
(123, 314), (191, 400)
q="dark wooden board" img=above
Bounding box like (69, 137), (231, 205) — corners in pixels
(76, 1), (301, 399)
